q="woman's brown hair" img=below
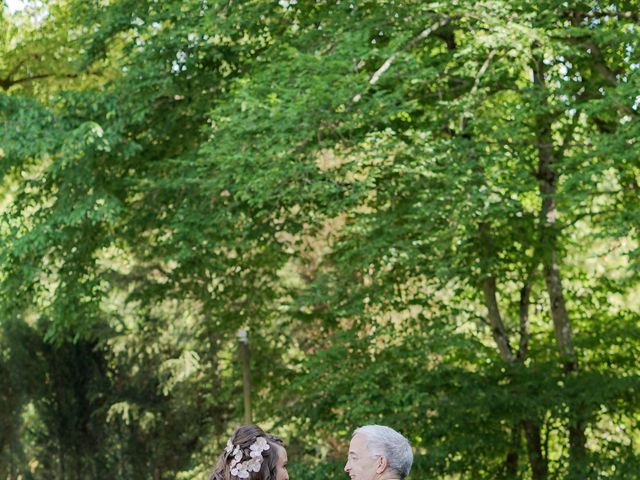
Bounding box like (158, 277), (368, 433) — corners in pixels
(209, 424), (284, 480)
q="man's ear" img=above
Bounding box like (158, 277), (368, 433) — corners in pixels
(375, 456), (388, 474)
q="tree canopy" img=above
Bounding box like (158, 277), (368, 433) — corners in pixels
(1, 1), (639, 479)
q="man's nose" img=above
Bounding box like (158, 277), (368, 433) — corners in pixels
(344, 462), (350, 472)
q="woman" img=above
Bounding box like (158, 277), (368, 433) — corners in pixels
(210, 424), (289, 480)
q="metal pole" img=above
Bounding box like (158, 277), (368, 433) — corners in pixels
(238, 328), (252, 423)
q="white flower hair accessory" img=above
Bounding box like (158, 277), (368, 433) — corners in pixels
(226, 436), (271, 479)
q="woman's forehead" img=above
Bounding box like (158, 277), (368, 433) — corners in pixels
(274, 443), (287, 461)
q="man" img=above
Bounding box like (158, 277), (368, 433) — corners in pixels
(344, 424), (413, 480)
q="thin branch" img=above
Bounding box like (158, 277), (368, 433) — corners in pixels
(352, 16), (454, 102)
(470, 50), (497, 96)
(5, 59), (27, 80)
(581, 41), (638, 118)
(369, 17), (453, 86)
(560, 208), (621, 230)
(0, 70), (103, 91)
(574, 189), (624, 196)
(461, 49), (497, 130)
(555, 110), (581, 160)
(220, 0), (233, 16)
(583, 40), (619, 84)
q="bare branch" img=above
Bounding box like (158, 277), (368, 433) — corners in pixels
(470, 50), (497, 96)
(369, 17), (453, 86)
(352, 16), (454, 103)
(460, 49), (497, 130)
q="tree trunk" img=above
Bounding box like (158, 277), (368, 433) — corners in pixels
(517, 277), (534, 360)
(504, 424), (521, 478)
(532, 48), (586, 474)
(482, 275), (515, 363)
(478, 190), (548, 480)
(542, 253), (577, 370)
(569, 420), (587, 476)
(478, 221), (514, 363)
(523, 420), (548, 480)
(58, 443), (66, 480)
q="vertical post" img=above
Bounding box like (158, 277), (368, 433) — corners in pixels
(237, 328), (252, 423)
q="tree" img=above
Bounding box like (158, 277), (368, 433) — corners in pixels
(1, 1), (639, 478)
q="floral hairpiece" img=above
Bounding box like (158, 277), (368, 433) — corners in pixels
(225, 436), (271, 479)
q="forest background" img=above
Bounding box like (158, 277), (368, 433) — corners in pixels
(1, 1), (639, 479)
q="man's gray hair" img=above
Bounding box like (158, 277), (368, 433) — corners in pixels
(353, 425), (413, 479)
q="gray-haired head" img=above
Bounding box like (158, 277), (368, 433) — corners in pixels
(353, 425), (413, 479)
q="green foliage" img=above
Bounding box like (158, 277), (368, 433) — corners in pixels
(1, 0), (639, 478)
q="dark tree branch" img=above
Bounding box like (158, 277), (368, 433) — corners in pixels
(516, 266), (538, 361)
(560, 208), (621, 230)
(1, 73), (56, 90)
(5, 59), (27, 81)
(583, 40), (620, 85)
(482, 275), (516, 363)
(0, 69), (104, 91)
(478, 219), (515, 363)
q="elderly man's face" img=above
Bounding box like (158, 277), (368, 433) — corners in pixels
(344, 434), (379, 480)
